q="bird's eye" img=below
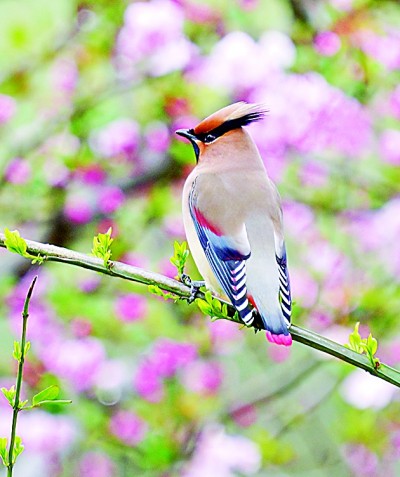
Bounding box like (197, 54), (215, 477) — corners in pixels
(204, 133), (216, 143)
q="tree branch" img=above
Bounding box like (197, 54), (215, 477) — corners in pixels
(1, 232), (400, 388)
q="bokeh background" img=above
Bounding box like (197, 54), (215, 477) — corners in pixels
(1, 0), (400, 475)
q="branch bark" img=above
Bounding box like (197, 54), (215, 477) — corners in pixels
(1, 232), (400, 388)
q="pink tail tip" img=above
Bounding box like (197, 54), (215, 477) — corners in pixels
(266, 331), (292, 347)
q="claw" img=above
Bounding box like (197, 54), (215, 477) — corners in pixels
(181, 274), (205, 303)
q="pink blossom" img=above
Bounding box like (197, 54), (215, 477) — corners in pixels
(299, 160), (329, 188)
(71, 318), (92, 338)
(329, 0), (353, 11)
(389, 85), (400, 119)
(290, 268), (319, 308)
(116, 0), (193, 76)
(90, 118), (140, 158)
(79, 451), (116, 477)
(182, 425), (261, 477)
(181, 361), (223, 395)
(249, 72), (371, 158)
(98, 186), (125, 214)
(314, 31), (341, 56)
(209, 320), (243, 351)
(0, 93), (16, 124)
(145, 122), (170, 153)
(114, 294), (148, 322)
(4, 158), (31, 184)
(357, 30), (400, 71)
(231, 404), (257, 427)
(151, 339), (198, 378)
(18, 411), (77, 454)
(109, 410), (148, 446)
(158, 257), (178, 279)
(77, 164), (107, 185)
(343, 445), (379, 477)
(267, 344), (291, 363)
(379, 129), (400, 165)
(134, 361), (164, 402)
(40, 337), (106, 392)
(51, 58), (78, 93)
(64, 192), (95, 224)
(341, 369), (398, 409)
(282, 201), (317, 240)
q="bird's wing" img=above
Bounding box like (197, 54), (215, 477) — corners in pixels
(189, 175), (254, 325)
(274, 234), (292, 325)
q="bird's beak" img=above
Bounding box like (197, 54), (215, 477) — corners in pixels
(175, 129), (197, 141)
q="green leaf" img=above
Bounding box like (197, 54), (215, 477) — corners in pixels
(196, 299), (212, 316)
(347, 322), (365, 354)
(12, 436), (24, 464)
(0, 437), (8, 466)
(32, 385), (59, 406)
(1, 386), (16, 406)
(148, 285), (177, 301)
(4, 228), (27, 256)
(170, 241), (189, 277)
(92, 227), (114, 268)
(13, 341), (21, 361)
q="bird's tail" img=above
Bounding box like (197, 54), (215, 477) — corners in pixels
(248, 294), (292, 346)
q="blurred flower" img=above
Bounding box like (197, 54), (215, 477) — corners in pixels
(79, 451), (116, 477)
(0, 93), (16, 124)
(389, 85), (400, 119)
(71, 318), (92, 338)
(18, 411), (78, 455)
(77, 164), (107, 185)
(116, 0), (194, 76)
(283, 201), (317, 240)
(209, 320), (243, 352)
(90, 118), (140, 159)
(181, 360), (223, 395)
(40, 337), (106, 392)
(109, 410), (148, 446)
(51, 57), (78, 94)
(4, 158), (31, 184)
(134, 360), (164, 403)
(267, 344), (291, 363)
(298, 160), (329, 188)
(329, 0), (353, 10)
(158, 257), (178, 279)
(343, 444), (379, 477)
(341, 369), (398, 409)
(290, 268), (319, 308)
(379, 129), (400, 165)
(182, 424), (261, 477)
(98, 186), (125, 214)
(134, 339), (197, 402)
(145, 121), (170, 153)
(94, 359), (130, 405)
(64, 191), (95, 224)
(357, 30), (400, 71)
(231, 404), (257, 428)
(114, 294), (148, 322)
(314, 31), (341, 56)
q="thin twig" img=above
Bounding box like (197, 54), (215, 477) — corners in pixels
(1, 233), (400, 388)
(7, 276), (37, 477)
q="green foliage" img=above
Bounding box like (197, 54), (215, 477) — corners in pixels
(148, 284), (179, 302)
(92, 227), (114, 268)
(170, 241), (190, 278)
(3, 228), (43, 264)
(0, 438), (8, 466)
(11, 437), (24, 465)
(1, 386), (16, 407)
(346, 322), (380, 369)
(30, 384), (71, 408)
(196, 290), (240, 323)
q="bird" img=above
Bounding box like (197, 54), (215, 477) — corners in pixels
(176, 102), (292, 346)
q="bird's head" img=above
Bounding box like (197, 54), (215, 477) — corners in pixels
(176, 102), (267, 162)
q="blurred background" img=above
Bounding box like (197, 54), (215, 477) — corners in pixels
(1, 0), (400, 475)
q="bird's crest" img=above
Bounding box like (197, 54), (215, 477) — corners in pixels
(193, 102), (267, 135)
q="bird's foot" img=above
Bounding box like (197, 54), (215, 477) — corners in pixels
(181, 274), (206, 303)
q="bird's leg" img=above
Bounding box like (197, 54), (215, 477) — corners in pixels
(181, 274), (206, 303)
